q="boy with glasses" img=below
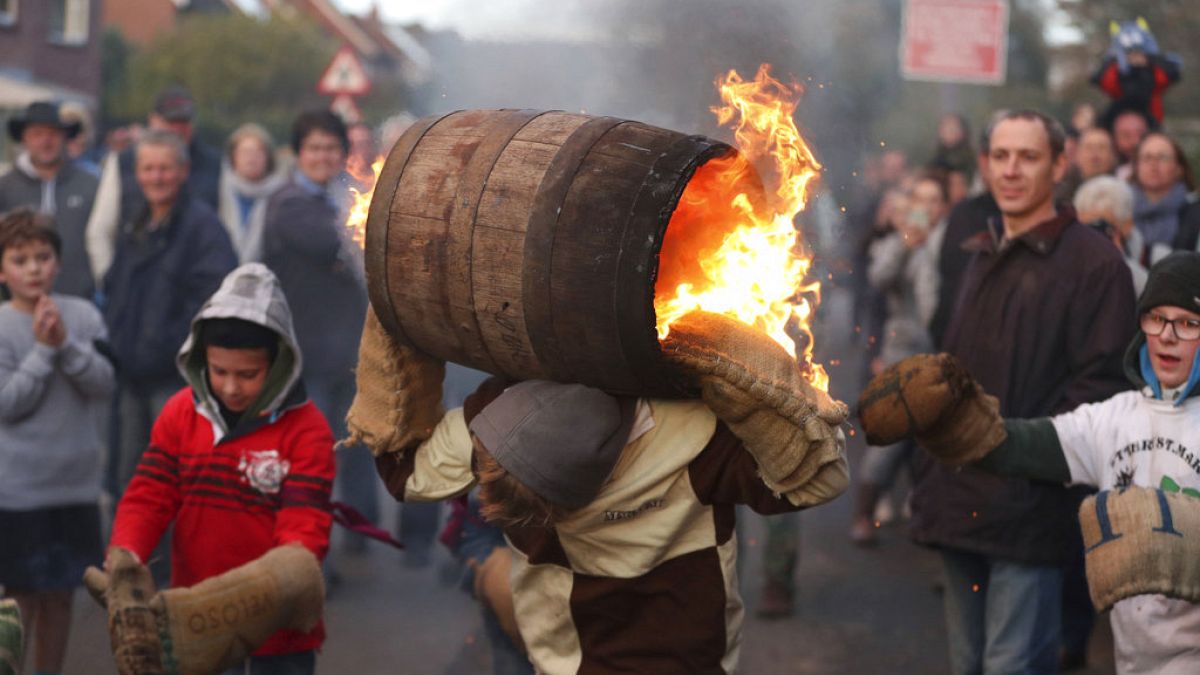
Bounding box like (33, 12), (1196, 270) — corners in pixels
(861, 251), (1200, 674)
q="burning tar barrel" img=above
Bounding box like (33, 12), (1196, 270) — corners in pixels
(364, 109), (757, 397)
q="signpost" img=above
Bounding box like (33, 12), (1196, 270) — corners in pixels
(900, 0), (1009, 85)
(317, 45), (371, 122)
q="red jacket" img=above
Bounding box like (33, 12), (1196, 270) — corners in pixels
(111, 387), (335, 655)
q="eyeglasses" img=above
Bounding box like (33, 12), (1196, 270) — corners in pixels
(1137, 152), (1176, 165)
(1141, 312), (1200, 341)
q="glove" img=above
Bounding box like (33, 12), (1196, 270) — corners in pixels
(151, 544), (324, 675)
(346, 304), (446, 456)
(858, 353), (1006, 466)
(83, 547), (165, 675)
(0, 599), (21, 675)
(661, 311), (848, 500)
(1079, 487), (1200, 612)
(84, 545), (323, 675)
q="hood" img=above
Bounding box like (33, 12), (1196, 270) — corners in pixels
(176, 263), (305, 439)
(1122, 331), (1200, 406)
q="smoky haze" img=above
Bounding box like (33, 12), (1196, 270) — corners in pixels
(413, 0), (904, 198)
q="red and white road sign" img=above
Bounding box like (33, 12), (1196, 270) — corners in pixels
(900, 0), (1009, 85)
(317, 45), (372, 96)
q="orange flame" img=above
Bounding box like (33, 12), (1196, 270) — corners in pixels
(655, 64), (827, 391)
(345, 154), (385, 249)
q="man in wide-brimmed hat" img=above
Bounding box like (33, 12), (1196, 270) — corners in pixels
(0, 100), (98, 299)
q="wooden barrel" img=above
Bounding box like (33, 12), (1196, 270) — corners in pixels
(365, 109), (738, 396)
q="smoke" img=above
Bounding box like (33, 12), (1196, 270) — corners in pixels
(411, 0), (905, 206)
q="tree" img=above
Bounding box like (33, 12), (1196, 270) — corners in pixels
(105, 13), (335, 145)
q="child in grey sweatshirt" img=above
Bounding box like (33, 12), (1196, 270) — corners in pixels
(0, 208), (114, 675)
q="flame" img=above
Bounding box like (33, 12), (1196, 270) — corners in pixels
(345, 154), (385, 249)
(655, 64), (827, 391)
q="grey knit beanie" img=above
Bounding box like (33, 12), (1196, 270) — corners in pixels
(468, 381), (636, 510)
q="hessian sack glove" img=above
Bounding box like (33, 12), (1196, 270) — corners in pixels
(661, 311), (849, 502)
(858, 353), (1006, 466)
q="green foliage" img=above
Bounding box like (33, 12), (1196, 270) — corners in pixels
(100, 29), (135, 128)
(104, 13), (335, 146)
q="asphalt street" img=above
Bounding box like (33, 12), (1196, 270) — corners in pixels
(63, 288), (1116, 674)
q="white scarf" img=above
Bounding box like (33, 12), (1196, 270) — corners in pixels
(217, 162), (288, 263)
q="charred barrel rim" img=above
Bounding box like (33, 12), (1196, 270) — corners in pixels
(642, 141), (741, 396)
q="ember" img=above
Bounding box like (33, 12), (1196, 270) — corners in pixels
(654, 65), (827, 391)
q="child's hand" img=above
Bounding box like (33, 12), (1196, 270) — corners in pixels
(32, 295), (65, 348)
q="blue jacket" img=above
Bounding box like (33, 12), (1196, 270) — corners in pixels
(103, 193), (237, 385)
(262, 177), (366, 379)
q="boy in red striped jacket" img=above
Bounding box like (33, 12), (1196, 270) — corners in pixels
(92, 263), (334, 675)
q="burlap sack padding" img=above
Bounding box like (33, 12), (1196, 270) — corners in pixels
(0, 599), (22, 675)
(661, 311), (848, 497)
(151, 545), (324, 675)
(346, 305), (446, 457)
(101, 548), (166, 675)
(472, 547), (525, 653)
(858, 353), (1006, 465)
(1079, 487), (1200, 612)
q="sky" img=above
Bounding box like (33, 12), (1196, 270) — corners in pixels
(331, 0), (602, 40)
(331, 0), (1081, 44)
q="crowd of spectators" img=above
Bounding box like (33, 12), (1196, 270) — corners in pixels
(0, 88), (381, 674)
(0, 74), (1198, 673)
(843, 99), (1199, 672)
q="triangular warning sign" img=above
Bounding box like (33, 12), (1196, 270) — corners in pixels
(317, 45), (371, 96)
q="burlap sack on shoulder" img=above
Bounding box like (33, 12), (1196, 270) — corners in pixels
(345, 305), (445, 457)
(1079, 487), (1200, 612)
(152, 545), (324, 675)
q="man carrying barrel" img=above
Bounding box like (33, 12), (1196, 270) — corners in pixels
(347, 307), (849, 674)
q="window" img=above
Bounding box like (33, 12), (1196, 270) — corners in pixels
(0, 0), (17, 28)
(48, 0), (89, 45)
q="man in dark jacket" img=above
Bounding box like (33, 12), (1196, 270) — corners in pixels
(263, 110), (372, 551)
(103, 129), (236, 496)
(0, 101), (98, 299)
(86, 86), (222, 286)
(910, 110), (1137, 675)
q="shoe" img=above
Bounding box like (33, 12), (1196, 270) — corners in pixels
(849, 516), (878, 546)
(756, 582), (794, 620)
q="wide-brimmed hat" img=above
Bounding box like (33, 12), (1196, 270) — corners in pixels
(7, 101), (81, 142)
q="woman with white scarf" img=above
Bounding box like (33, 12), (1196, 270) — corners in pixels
(218, 124), (288, 263)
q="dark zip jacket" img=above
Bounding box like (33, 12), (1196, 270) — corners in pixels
(910, 208), (1137, 565)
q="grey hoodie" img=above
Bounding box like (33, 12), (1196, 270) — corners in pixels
(175, 263), (306, 443)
